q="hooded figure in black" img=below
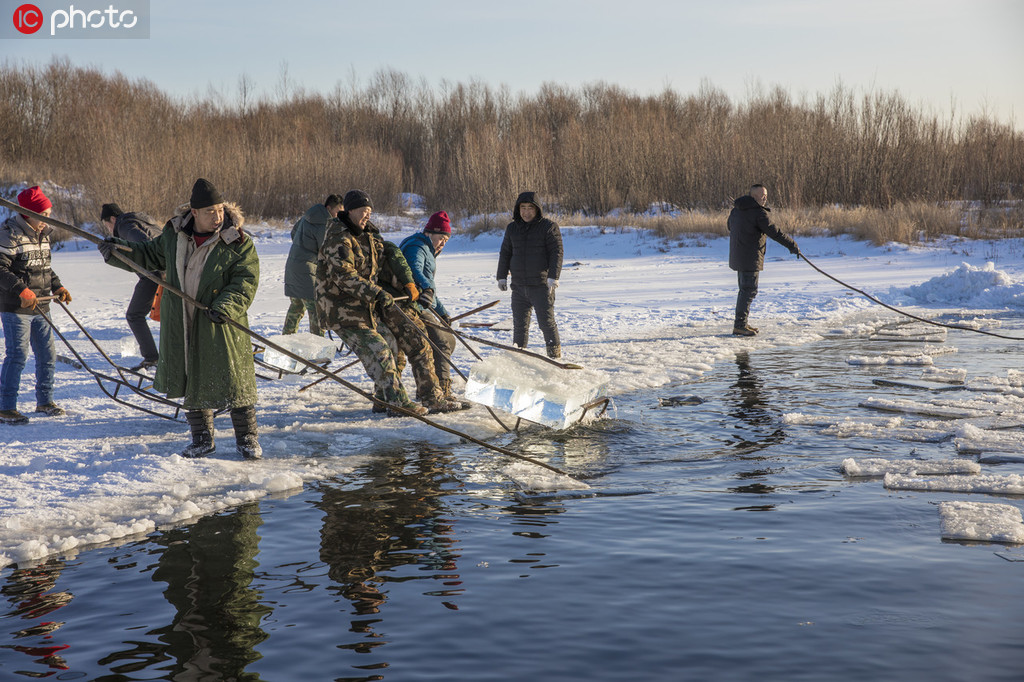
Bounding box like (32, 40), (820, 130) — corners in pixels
(727, 184), (800, 336)
(496, 191), (563, 358)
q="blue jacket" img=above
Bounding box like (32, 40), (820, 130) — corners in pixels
(399, 231), (449, 318)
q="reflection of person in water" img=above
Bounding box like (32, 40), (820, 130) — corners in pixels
(0, 559), (72, 672)
(316, 447), (461, 658)
(727, 350), (786, 461)
(146, 504), (271, 679)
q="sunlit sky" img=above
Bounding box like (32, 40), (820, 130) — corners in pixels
(3, 0), (1023, 127)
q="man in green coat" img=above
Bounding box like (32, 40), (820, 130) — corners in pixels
(99, 178), (262, 459)
(283, 194), (342, 335)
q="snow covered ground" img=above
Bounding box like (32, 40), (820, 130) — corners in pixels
(2, 213), (1024, 567)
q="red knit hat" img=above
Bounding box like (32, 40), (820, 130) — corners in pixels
(17, 186), (52, 215)
(424, 211), (451, 235)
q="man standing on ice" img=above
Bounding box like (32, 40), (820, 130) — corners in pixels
(283, 194), (343, 336)
(496, 192), (563, 358)
(0, 186), (71, 424)
(727, 183), (800, 336)
(99, 203), (163, 371)
(98, 178), (263, 459)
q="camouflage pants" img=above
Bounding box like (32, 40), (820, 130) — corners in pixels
(334, 327), (411, 406)
(283, 297), (322, 336)
(376, 303), (445, 405)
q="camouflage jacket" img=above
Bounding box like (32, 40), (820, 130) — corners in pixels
(316, 214), (388, 331)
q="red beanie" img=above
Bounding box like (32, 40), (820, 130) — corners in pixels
(424, 211), (451, 235)
(17, 186), (52, 214)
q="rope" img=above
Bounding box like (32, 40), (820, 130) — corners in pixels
(798, 252), (1024, 341)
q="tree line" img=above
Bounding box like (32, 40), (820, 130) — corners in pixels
(1, 58), (1021, 226)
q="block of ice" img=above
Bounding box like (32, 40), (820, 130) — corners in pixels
(262, 333), (337, 373)
(840, 457), (980, 477)
(464, 351), (609, 429)
(938, 501), (1024, 544)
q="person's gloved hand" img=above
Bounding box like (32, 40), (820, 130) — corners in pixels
(98, 237), (118, 262)
(789, 242), (801, 257)
(404, 282), (420, 301)
(54, 287), (72, 303)
(205, 308), (226, 324)
(497, 278), (508, 292)
(419, 288), (435, 308)
(18, 288), (37, 309)
(547, 278), (558, 292)
(439, 312), (451, 326)
(375, 289), (394, 308)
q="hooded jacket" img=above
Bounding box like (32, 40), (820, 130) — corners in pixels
(400, 231), (449, 318)
(104, 203), (259, 409)
(496, 191), (563, 286)
(285, 202), (333, 300)
(0, 214), (63, 315)
(316, 213), (389, 331)
(727, 195), (798, 272)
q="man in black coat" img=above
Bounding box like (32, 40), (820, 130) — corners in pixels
(727, 184), (800, 336)
(496, 191), (563, 358)
(101, 203), (163, 370)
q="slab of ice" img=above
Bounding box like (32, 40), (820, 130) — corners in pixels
(884, 472), (1024, 495)
(262, 333), (337, 373)
(823, 422), (952, 442)
(922, 367), (967, 384)
(859, 397), (985, 419)
(938, 501), (1024, 544)
(464, 351), (609, 429)
(847, 354), (933, 366)
(841, 457), (980, 477)
(871, 377), (965, 392)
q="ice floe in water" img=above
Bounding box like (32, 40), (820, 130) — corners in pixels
(884, 472), (1024, 495)
(841, 458), (979, 477)
(502, 462), (592, 492)
(938, 501), (1024, 544)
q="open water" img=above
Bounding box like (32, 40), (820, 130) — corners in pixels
(2, 319), (1023, 681)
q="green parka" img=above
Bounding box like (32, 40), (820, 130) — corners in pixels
(104, 203), (259, 409)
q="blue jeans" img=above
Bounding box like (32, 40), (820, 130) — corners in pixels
(1, 312), (56, 411)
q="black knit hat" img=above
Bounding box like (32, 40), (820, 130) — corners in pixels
(101, 203), (123, 221)
(189, 178), (224, 209)
(343, 189), (373, 212)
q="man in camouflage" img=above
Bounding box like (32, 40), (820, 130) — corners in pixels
(315, 190), (427, 416)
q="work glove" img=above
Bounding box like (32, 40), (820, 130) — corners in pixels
(497, 278), (508, 292)
(404, 282), (420, 301)
(375, 289), (394, 308)
(547, 278), (558, 292)
(419, 288), (435, 308)
(204, 308), (226, 324)
(789, 242), (801, 257)
(439, 313), (451, 326)
(54, 287), (72, 304)
(98, 237), (118, 262)
(18, 288), (37, 309)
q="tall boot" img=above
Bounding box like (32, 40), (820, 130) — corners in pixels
(230, 405), (262, 460)
(182, 409), (215, 458)
(546, 344), (561, 359)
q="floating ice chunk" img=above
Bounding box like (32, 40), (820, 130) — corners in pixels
(841, 457), (980, 477)
(847, 354), (934, 366)
(938, 501), (1024, 544)
(884, 472), (1024, 495)
(859, 397), (985, 419)
(464, 351), (609, 429)
(922, 367), (966, 384)
(954, 427), (1024, 455)
(824, 422), (952, 442)
(1009, 369), (1024, 387)
(502, 462), (591, 491)
(262, 333), (337, 373)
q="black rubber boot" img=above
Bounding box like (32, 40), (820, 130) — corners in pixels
(182, 409), (215, 458)
(230, 405), (262, 460)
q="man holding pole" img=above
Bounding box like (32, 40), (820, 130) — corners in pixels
(98, 178), (262, 459)
(0, 186), (70, 424)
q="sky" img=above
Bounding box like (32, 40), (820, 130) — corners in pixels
(2, 0), (1022, 127)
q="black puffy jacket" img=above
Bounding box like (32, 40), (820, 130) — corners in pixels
(496, 191), (563, 286)
(0, 215), (62, 315)
(727, 195), (798, 272)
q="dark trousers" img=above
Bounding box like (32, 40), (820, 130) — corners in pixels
(511, 283), (559, 352)
(423, 309), (456, 393)
(127, 276), (159, 361)
(734, 271), (760, 326)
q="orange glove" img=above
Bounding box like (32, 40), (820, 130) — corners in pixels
(55, 287), (72, 303)
(18, 288), (37, 309)
(404, 282), (420, 301)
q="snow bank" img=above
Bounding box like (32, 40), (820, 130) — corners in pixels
(900, 262), (1024, 308)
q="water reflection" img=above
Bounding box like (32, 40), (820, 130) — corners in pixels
(314, 447), (463, 678)
(727, 351), (787, 510)
(0, 559), (73, 672)
(108, 504), (271, 680)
